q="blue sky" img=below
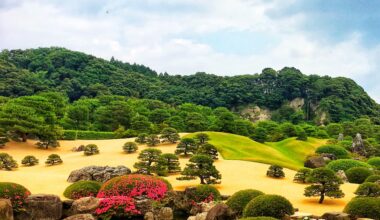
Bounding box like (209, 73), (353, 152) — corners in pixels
(1, 0), (380, 101)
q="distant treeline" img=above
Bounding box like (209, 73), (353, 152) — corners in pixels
(1, 47), (379, 123)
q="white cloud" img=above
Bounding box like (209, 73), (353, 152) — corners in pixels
(0, 0), (380, 101)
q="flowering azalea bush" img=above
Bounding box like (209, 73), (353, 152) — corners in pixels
(95, 196), (140, 220)
(97, 174), (168, 200)
(0, 182), (31, 212)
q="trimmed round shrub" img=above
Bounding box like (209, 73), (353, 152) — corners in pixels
(187, 185), (221, 203)
(243, 194), (294, 219)
(266, 165), (285, 178)
(97, 174), (168, 200)
(344, 197), (380, 219)
(326, 159), (371, 172)
(123, 142), (138, 153)
(21, 155), (39, 166)
(239, 217), (278, 220)
(63, 180), (102, 199)
(95, 196), (140, 219)
(0, 153), (18, 170)
(346, 167), (374, 184)
(84, 144), (99, 156)
(45, 154), (62, 165)
(226, 189), (264, 215)
(367, 157), (380, 169)
(0, 182), (31, 211)
(338, 140), (353, 151)
(293, 168), (311, 183)
(365, 175), (380, 183)
(315, 145), (350, 159)
(354, 182), (380, 197)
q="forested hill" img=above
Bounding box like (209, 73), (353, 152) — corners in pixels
(0, 47), (379, 123)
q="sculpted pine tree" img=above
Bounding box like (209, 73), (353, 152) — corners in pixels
(177, 154), (221, 184)
(21, 155), (39, 166)
(45, 154), (63, 166)
(175, 138), (197, 156)
(155, 153), (181, 176)
(197, 143), (218, 160)
(0, 153), (18, 170)
(304, 168), (344, 203)
(195, 133), (210, 145)
(160, 127), (180, 143)
(134, 148), (162, 175)
(123, 142), (138, 153)
(135, 133), (148, 144)
(266, 165), (285, 178)
(146, 134), (160, 147)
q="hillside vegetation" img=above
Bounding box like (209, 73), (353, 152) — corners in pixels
(185, 132), (326, 170)
(1, 47), (379, 123)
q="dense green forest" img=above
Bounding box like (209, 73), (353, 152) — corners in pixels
(1, 47), (380, 157)
(1, 47), (379, 124)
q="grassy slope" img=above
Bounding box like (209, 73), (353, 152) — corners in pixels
(185, 132), (327, 170)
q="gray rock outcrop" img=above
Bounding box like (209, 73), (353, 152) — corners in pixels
(67, 165), (131, 183)
(0, 199), (13, 220)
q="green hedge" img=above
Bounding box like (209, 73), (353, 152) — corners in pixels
(344, 197), (380, 219)
(326, 159), (371, 172)
(62, 130), (116, 140)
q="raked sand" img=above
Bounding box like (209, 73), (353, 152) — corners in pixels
(0, 137), (357, 215)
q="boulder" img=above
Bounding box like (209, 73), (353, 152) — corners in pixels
(69, 197), (100, 216)
(321, 153), (337, 161)
(25, 194), (62, 220)
(336, 170), (348, 182)
(304, 156), (326, 168)
(63, 214), (96, 220)
(205, 203), (235, 220)
(62, 199), (74, 218)
(67, 165), (131, 183)
(134, 196), (153, 215)
(352, 133), (367, 156)
(158, 207), (173, 220)
(321, 212), (350, 220)
(144, 212), (155, 220)
(188, 212), (208, 220)
(0, 199), (13, 220)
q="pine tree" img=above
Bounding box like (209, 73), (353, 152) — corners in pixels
(175, 138), (197, 156)
(304, 168), (344, 203)
(155, 153), (181, 176)
(197, 143), (218, 160)
(177, 154), (221, 184)
(134, 148), (162, 174)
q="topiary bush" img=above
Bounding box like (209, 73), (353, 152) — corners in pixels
(344, 197), (380, 220)
(84, 144), (99, 156)
(97, 174), (168, 200)
(315, 145), (350, 159)
(367, 157), (380, 169)
(226, 189), (264, 216)
(243, 194), (294, 219)
(187, 185), (221, 203)
(94, 196), (140, 219)
(326, 159), (371, 172)
(63, 180), (102, 199)
(354, 182), (380, 197)
(0, 153), (18, 170)
(0, 182), (31, 211)
(21, 155), (39, 166)
(365, 175), (380, 183)
(123, 142), (138, 153)
(45, 154), (63, 165)
(266, 165), (285, 178)
(346, 167), (374, 184)
(293, 168), (311, 183)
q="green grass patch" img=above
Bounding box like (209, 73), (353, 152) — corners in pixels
(184, 132), (326, 170)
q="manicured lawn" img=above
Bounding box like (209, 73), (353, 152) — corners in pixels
(184, 132), (327, 170)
